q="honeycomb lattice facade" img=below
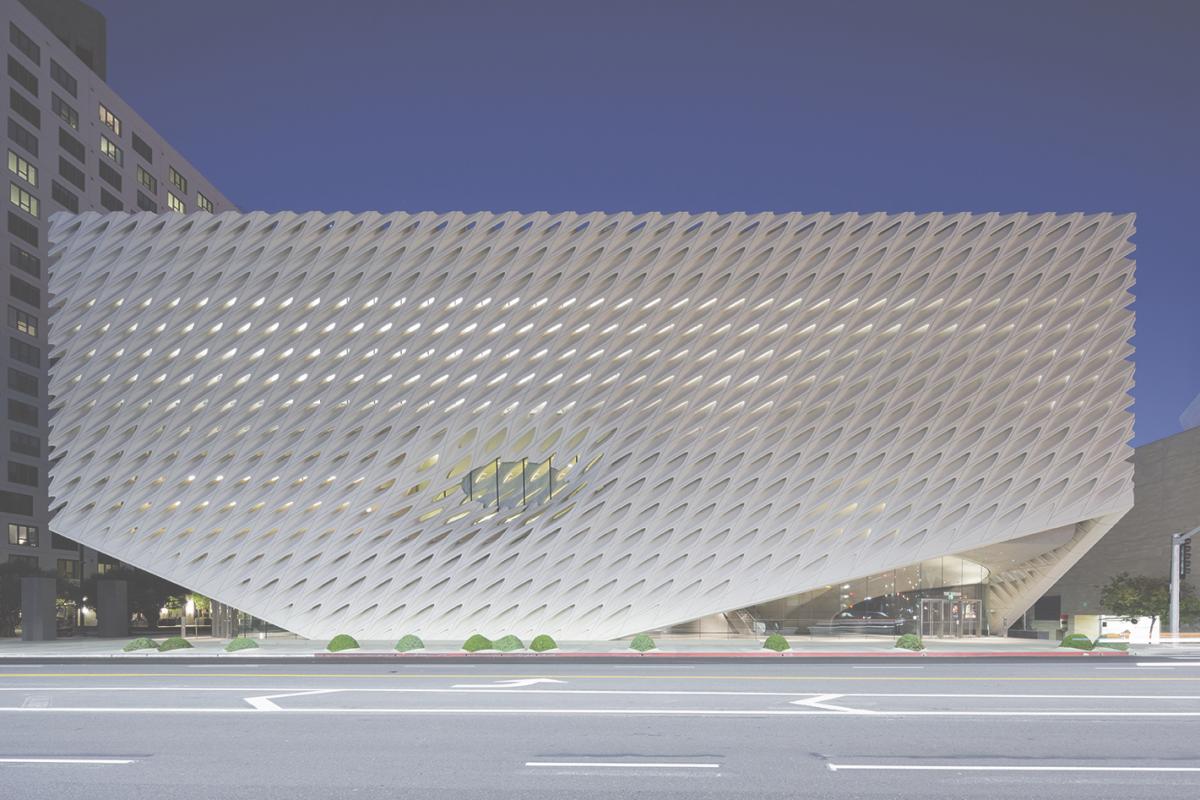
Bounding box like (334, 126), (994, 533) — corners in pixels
(46, 211), (1136, 639)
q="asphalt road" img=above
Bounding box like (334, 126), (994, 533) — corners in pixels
(3, 658), (1200, 799)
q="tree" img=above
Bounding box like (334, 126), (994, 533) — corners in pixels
(1099, 572), (1200, 636)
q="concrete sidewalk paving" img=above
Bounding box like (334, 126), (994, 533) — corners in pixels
(0, 634), (1175, 660)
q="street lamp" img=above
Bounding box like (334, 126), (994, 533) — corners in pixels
(1169, 525), (1200, 644)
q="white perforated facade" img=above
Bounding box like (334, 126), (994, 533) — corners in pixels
(46, 210), (1135, 639)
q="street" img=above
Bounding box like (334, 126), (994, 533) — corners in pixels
(2, 658), (1200, 798)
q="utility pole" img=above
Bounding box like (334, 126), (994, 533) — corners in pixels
(1170, 525), (1200, 644)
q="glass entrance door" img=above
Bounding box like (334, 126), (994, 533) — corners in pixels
(920, 598), (948, 637)
(958, 599), (982, 637)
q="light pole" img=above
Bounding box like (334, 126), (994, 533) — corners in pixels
(1170, 525), (1200, 645)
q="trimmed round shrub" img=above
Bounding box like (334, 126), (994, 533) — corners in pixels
(493, 634), (524, 652)
(394, 634), (425, 653)
(326, 634), (360, 652)
(530, 634), (558, 653)
(225, 637), (259, 653)
(123, 637), (157, 652)
(763, 633), (790, 652)
(462, 633), (494, 652)
(894, 633), (925, 651)
(157, 636), (193, 652)
(629, 633), (656, 653)
(1059, 633), (1094, 651)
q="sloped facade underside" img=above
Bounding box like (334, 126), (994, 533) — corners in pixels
(46, 210), (1135, 639)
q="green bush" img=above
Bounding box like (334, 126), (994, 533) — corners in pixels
(326, 634), (360, 652)
(894, 633), (925, 651)
(122, 637), (157, 652)
(1059, 633), (1094, 651)
(462, 633), (494, 652)
(1093, 640), (1129, 652)
(763, 633), (790, 652)
(224, 637), (259, 652)
(530, 634), (558, 652)
(157, 636), (193, 652)
(629, 633), (656, 653)
(493, 634), (524, 652)
(394, 634), (425, 652)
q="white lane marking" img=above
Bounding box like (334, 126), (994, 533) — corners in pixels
(0, 757), (133, 765)
(789, 694), (870, 713)
(852, 666), (924, 670)
(452, 679), (567, 688)
(7, 707), (1200, 717)
(1136, 662), (1200, 667)
(526, 761), (719, 769)
(20, 695), (48, 708)
(243, 689), (341, 711)
(187, 664), (261, 668)
(828, 763), (1200, 773)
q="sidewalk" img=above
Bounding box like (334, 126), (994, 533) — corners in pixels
(0, 633), (1161, 661)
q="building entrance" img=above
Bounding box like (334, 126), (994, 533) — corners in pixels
(920, 597), (983, 637)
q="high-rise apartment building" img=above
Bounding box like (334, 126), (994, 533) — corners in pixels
(2, 0), (236, 580)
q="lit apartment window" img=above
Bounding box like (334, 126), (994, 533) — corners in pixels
(167, 191), (185, 213)
(7, 306), (36, 337)
(100, 135), (123, 165)
(197, 192), (214, 213)
(7, 151), (36, 186)
(9, 183), (37, 217)
(169, 167), (188, 194)
(136, 165), (156, 192)
(51, 93), (78, 129)
(57, 559), (79, 581)
(98, 103), (121, 136)
(7, 522), (38, 547)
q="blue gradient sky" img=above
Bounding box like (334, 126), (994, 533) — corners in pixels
(90, 0), (1198, 445)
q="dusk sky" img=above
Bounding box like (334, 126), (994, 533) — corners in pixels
(89, 0), (1198, 445)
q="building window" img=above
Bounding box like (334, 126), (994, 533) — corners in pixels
(7, 367), (38, 397)
(8, 90), (39, 128)
(9, 243), (39, 278)
(197, 192), (214, 213)
(136, 165), (156, 192)
(9, 276), (38, 307)
(9, 337), (40, 367)
(7, 211), (38, 245)
(51, 180), (78, 212)
(99, 188), (122, 212)
(50, 533), (77, 551)
(9, 182), (38, 217)
(98, 161), (121, 190)
(0, 490), (33, 516)
(7, 150), (36, 186)
(131, 132), (152, 163)
(169, 167), (188, 194)
(59, 128), (85, 163)
(7, 522), (37, 547)
(9, 24), (40, 65)
(57, 559), (79, 581)
(51, 93), (78, 129)
(9, 430), (39, 457)
(100, 135), (122, 166)
(58, 157), (84, 190)
(167, 191), (185, 213)
(7, 118), (37, 156)
(7, 57), (38, 96)
(7, 398), (37, 427)
(136, 191), (157, 212)
(7, 306), (36, 337)
(98, 103), (121, 136)
(50, 59), (77, 97)
(8, 461), (37, 487)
